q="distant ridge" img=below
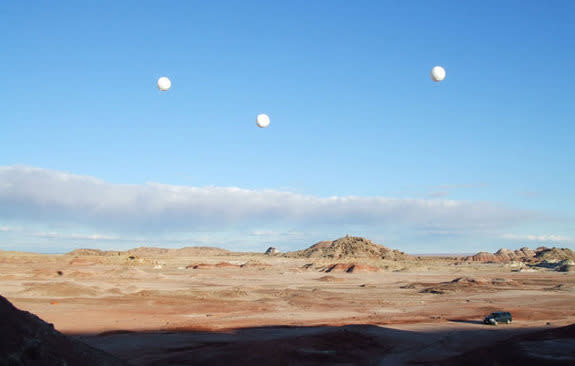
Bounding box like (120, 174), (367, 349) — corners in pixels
(67, 246), (230, 257)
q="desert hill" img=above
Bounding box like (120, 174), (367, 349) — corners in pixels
(66, 248), (120, 256)
(287, 235), (412, 260)
(0, 294), (128, 366)
(128, 246), (230, 257)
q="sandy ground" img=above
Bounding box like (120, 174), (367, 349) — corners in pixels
(1, 251), (574, 364)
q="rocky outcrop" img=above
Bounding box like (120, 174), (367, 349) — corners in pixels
(0, 294), (129, 365)
(324, 263), (380, 273)
(464, 252), (500, 262)
(539, 259), (575, 272)
(288, 236), (412, 260)
(186, 262), (241, 269)
(265, 247), (279, 255)
(557, 260), (575, 272)
(535, 247), (575, 262)
(515, 246), (535, 258)
(464, 246), (575, 264)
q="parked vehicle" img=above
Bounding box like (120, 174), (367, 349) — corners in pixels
(483, 311), (512, 325)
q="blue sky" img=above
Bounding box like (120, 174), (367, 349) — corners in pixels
(1, 1), (574, 253)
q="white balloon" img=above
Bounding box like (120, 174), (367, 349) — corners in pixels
(256, 113), (270, 128)
(157, 76), (172, 91)
(430, 66), (446, 82)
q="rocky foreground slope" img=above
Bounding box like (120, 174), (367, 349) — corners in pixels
(0, 295), (129, 366)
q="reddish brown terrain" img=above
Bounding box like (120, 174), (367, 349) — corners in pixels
(1, 236), (574, 365)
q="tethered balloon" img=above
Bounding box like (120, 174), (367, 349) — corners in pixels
(157, 77), (172, 91)
(430, 66), (446, 82)
(256, 114), (270, 128)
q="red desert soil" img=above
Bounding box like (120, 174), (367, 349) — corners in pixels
(316, 275), (345, 282)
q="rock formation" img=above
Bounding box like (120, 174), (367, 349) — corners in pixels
(288, 236), (412, 260)
(464, 246), (575, 264)
(265, 247), (279, 255)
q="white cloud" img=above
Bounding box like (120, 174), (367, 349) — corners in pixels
(0, 226), (19, 232)
(502, 233), (570, 242)
(31, 232), (120, 240)
(0, 166), (536, 235)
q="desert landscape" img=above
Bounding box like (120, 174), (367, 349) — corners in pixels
(4, 1), (575, 365)
(1, 236), (574, 365)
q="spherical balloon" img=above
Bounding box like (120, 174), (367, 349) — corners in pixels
(430, 66), (446, 82)
(256, 113), (270, 128)
(157, 77), (172, 91)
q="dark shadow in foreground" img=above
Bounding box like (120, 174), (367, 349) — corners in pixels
(71, 322), (575, 366)
(2, 293), (573, 366)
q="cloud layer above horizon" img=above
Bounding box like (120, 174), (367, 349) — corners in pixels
(0, 166), (569, 252)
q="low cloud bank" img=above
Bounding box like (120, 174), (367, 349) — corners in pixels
(0, 166), (534, 234)
(502, 233), (570, 243)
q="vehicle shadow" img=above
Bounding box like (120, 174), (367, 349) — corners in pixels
(446, 319), (484, 325)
